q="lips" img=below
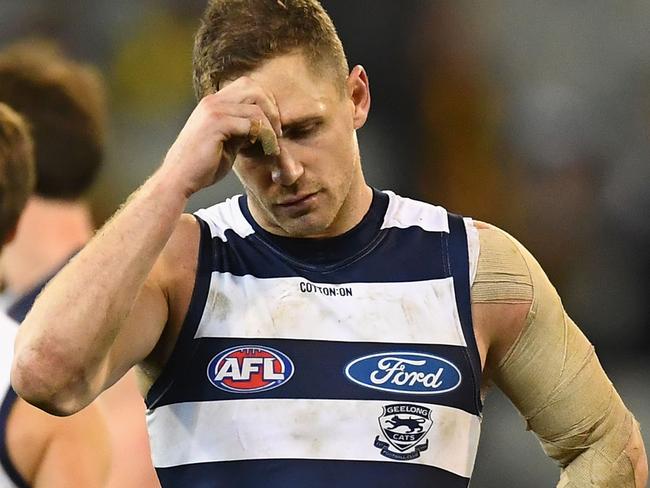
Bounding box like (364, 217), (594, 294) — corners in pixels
(277, 191), (318, 207)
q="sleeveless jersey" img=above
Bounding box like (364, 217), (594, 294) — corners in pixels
(0, 313), (29, 488)
(145, 189), (482, 488)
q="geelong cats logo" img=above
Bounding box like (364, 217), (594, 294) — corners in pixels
(207, 345), (294, 393)
(375, 403), (433, 460)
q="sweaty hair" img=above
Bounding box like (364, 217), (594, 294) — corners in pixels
(193, 0), (349, 99)
(0, 103), (35, 243)
(0, 40), (106, 200)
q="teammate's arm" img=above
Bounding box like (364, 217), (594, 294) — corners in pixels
(474, 223), (648, 487)
(11, 76), (282, 416)
(7, 398), (110, 487)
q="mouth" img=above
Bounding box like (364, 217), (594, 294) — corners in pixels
(276, 191), (319, 210)
(277, 191), (318, 206)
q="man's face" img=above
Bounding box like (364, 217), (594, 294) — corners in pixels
(232, 52), (370, 238)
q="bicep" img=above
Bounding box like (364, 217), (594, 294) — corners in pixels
(101, 275), (169, 391)
(102, 213), (201, 392)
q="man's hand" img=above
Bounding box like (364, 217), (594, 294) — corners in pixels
(161, 76), (283, 198)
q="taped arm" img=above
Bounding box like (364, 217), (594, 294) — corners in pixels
(475, 224), (648, 487)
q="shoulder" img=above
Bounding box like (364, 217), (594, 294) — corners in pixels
(472, 221), (534, 303)
(6, 397), (110, 486)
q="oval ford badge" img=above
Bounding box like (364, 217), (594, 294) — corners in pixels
(345, 352), (461, 395)
(207, 345), (294, 393)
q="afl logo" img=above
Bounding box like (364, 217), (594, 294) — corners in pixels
(207, 345), (294, 393)
(345, 352), (461, 395)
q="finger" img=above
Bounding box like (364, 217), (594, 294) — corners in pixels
(207, 102), (280, 155)
(211, 77), (283, 138)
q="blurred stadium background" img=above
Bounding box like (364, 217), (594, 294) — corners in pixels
(1, 1), (648, 486)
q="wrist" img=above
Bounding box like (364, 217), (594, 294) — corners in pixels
(143, 168), (191, 212)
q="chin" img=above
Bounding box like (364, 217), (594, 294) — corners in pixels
(276, 214), (333, 238)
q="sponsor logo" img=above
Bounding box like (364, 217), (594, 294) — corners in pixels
(299, 281), (353, 297)
(345, 352), (462, 395)
(374, 403), (433, 460)
(207, 345), (294, 393)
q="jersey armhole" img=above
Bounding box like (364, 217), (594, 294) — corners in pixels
(145, 216), (213, 409)
(447, 213), (483, 414)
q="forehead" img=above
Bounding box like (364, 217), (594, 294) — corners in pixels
(248, 52), (341, 121)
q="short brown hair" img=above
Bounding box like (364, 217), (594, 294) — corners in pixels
(193, 0), (349, 99)
(0, 103), (35, 243)
(0, 40), (106, 200)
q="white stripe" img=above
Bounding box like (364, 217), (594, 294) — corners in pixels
(381, 191), (449, 232)
(0, 313), (17, 395)
(0, 314), (18, 488)
(464, 218), (480, 286)
(0, 465), (18, 488)
(195, 195), (254, 241)
(147, 399), (480, 478)
(195, 275), (467, 347)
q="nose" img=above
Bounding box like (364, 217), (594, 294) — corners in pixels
(271, 143), (304, 186)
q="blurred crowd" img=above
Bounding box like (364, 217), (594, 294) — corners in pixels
(0, 1), (647, 486)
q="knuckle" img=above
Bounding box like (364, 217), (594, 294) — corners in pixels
(238, 75), (254, 87)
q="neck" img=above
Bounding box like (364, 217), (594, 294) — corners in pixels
(1, 196), (94, 295)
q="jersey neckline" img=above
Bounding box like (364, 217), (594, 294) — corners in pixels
(238, 188), (389, 268)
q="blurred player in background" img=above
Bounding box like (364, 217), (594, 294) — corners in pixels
(0, 102), (110, 487)
(10, 2), (648, 487)
(0, 41), (159, 488)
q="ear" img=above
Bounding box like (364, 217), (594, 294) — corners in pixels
(347, 65), (371, 129)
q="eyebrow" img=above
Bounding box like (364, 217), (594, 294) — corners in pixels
(281, 115), (324, 133)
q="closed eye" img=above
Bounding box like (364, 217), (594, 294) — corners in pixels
(282, 119), (323, 141)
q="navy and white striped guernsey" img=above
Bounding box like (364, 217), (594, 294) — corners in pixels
(0, 313), (29, 488)
(145, 189), (483, 488)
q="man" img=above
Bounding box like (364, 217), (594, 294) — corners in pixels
(11, 1), (648, 487)
(0, 102), (110, 487)
(0, 40), (158, 488)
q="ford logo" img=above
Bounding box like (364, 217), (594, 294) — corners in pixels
(207, 345), (294, 393)
(345, 352), (462, 395)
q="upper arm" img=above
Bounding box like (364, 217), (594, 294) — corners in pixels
(101, 213), (201, 393)
(470, 221), (533, 381)
(7, 398), (110, 488)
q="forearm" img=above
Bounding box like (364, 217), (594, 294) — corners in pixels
(556, 406), (646, 488)
(12, 169), (187, 414)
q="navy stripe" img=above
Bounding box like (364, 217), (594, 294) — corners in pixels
(0, 388), (30, 488)
(146, 217), (214, 409)
(446, 214), (482, 413)
(7, 250), (79, 323)
(209, 226), (448, 283)
(147, 338), (479, 415)
(156, 458), (469, 488)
